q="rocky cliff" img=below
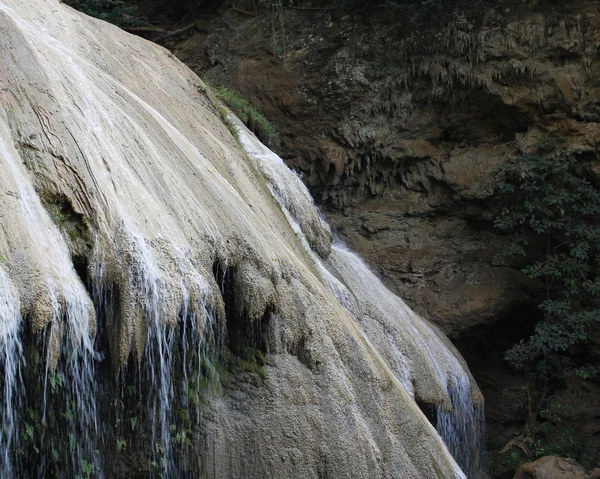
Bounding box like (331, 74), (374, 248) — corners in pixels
(171, 0), (600, 336)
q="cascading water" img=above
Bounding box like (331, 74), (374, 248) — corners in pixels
(232, 114), (486, 477)
(0, 120), (100, 477)
(89, 233), (220, 477)
(0, 2), (485, 477)
(0, 268), (23, 477)
(41, 289), (101, 478)
(437, 375), (486, 478)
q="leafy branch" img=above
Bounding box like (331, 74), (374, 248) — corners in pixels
(493, 140), (600, 459)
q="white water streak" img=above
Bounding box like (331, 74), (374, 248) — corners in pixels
(0, 268), (23, 476)
(232, 114), (475, 478)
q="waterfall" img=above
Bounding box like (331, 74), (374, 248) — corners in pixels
(0, 119), (99, 477)
(437, 375), (486, 478)
(233, 114), (485, 476)
(0, 268), (23, 477)
(0, 1), (484, 477)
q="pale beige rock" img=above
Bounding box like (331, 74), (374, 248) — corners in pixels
(0, 0), (481, 477)
(513, 456), (587, 479)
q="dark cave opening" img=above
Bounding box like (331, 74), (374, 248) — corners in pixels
(212, 261), (271, 363)
(452, 304), (543, 476)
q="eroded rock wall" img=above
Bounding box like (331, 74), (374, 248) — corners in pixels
(172, 0), (600, 337)
(162, 2), (600, 474)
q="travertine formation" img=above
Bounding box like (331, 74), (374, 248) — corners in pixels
(0, 1), (482, 477)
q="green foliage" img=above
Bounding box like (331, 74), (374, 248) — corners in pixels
(533, 426), (583, 459)
(211, 86), (281, 151)
(493, 141), (600, 377)
(80, 458), (95, 479)
(63, 0), (146, 27)
(217, 106), (240, 143)
(49, 372), (64, 391)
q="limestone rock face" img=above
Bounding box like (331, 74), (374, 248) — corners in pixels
(172, 0), (600, 337)
(0, 1), (482, 477)
(513, 456), (587, 479)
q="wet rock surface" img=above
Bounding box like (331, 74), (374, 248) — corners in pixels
(0, 1), (485, 477)
(155, 0), (600, 476)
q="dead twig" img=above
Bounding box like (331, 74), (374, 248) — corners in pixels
(123, 26), (167, 34)
(154, 22), (199, 42)
(498, 433), (524, 455)
(232, 0), (257, 16)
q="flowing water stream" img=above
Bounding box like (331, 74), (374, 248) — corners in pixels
(234, 115), (485, 478)
(0, 267), (23, 477)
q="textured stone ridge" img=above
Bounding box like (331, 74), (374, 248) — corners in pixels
(0, 1), (482, 477)
(173, 0), (600, 337)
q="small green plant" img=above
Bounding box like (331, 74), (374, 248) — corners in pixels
(80, 458), (95, 479)
(49, 372), (64, 391)
(169, 424), (188, 446)
(69, 433), (77, 452)
(116, 438), (127, 451)
(62, 407), (75, 421)
(211, 86), (281, 151)
(49, 202), (67, 226)
(130, 417), (137, 431)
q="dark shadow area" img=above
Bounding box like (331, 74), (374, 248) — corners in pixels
(453, 304), (541, 477)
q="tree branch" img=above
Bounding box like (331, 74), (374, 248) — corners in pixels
(153, 23), (199, 42)
(123, 26), (167, 34)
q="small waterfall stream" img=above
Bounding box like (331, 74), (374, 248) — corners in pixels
(233, 115), (486, 477)
(90, 236), (220, 477)
(437, 375), (486, 478)
(0, 268), (23, 477)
